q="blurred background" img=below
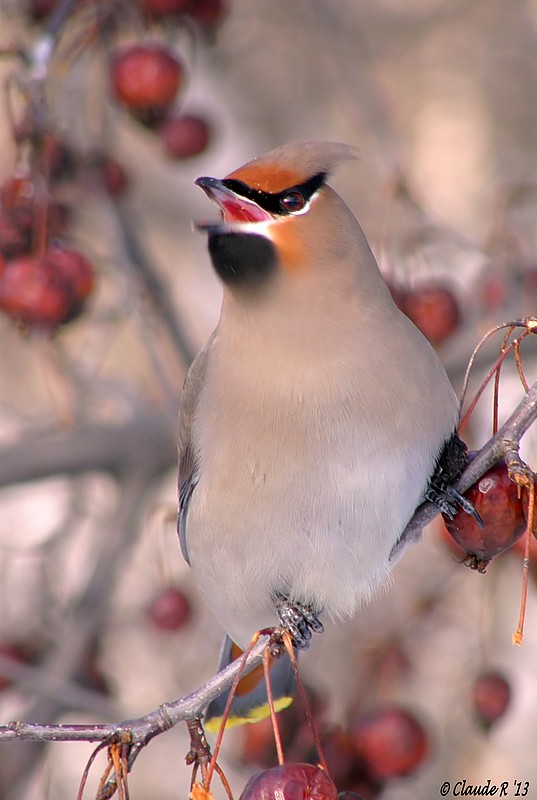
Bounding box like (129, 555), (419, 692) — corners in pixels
(0, 0), (536, 798)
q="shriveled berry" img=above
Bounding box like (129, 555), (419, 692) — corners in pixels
(349, 706), (429, 780)
(443, 460), (527, 572)
(239, 763), (337, 800)
(147, 587), (192, 631)
(473, 671), (511, 728)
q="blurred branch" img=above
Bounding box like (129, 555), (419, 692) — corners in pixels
(114, 200), (196, 369)
(0, 467), (157, 798)
(0, 412), (176, 486)
(0, 636), (269, 745)
(0, 653), (119, 718)
(0, 380), (535, 775)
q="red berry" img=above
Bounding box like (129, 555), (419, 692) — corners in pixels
(160, 114), (211, 159)
(239, 763), (338, 800)
(473, 672), (511, 727)
(45, 247), (95, 303)
(0, 255), (71, 328)
(147, 587), (192, 631)
(349, 707), (429, 780)
(110, 43), (184, 126)
(402, 284), (460, 344)
(0, 248), (94, 329)
(443, 460), (527, 572)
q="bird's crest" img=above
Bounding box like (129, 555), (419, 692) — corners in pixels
(226, 140), (358, 193)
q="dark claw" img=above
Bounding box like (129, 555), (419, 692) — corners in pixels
(274, 595), (324, 650)
(443, 485), (484, 528)
(426, 432), (484, 528)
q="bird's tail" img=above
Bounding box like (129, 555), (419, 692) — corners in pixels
(204, 635), (296, 733)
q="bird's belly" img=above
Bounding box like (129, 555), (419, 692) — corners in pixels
(186, 425), (427, 648)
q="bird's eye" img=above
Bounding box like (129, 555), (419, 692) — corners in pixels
(281, 191), (306, 213)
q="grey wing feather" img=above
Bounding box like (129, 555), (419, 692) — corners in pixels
(177, 332), (215, 565)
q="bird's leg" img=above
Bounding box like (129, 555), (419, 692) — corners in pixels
(427, 432), (484, 526)
(273, 594), (324, 651)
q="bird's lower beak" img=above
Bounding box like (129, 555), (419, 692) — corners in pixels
(195, 176), (272, 224)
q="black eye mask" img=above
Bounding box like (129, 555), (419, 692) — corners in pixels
(221, 171), (327, 216)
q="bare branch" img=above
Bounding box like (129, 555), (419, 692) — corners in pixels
(0, 413), (176, 487)
(0, 381), (536, 768)
(0, 637), (269, 744)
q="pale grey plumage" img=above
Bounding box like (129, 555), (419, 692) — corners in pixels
(178, 141), (459, 651)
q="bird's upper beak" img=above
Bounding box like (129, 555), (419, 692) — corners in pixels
(195, 176), (272, 224)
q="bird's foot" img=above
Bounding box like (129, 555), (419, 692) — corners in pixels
(426, 479), (484, 527)
(274, 595), (324, 651)
(427, 432), (484, 527)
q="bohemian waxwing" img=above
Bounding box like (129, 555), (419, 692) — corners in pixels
(178, 140), (475, 730)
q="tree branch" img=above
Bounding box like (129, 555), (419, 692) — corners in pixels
(391, 378), (537, 558)
(0, 380), (535, 757)
(0, 412), (176, 487)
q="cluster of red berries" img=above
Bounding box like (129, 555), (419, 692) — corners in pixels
(0, 170), (95, 331)
(109, 0), (226, 158)
(238, 677), (512, 799)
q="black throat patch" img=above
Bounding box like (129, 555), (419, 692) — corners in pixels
(207, 231), (277, 289)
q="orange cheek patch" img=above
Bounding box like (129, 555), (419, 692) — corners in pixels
(270, 219), (306, 273)
(226, 164), (303, 194)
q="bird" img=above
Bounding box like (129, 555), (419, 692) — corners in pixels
(178, 140), (474, 731)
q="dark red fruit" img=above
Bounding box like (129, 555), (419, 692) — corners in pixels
(187, 0), (228, 29)
(28, 0), (59, 19)
(0, 643), (26, 691)
(0, 248), (94, 329)
(443, 460), (527, 572)
(239, 763), (337, 800)
(0, 256), (71, 328)
(473, 671), (511, 727)
(142, 0), (191, 16)
(349, 707), (429, 780)
(110, 43), (183, 126)
(100, 158), (129, 197)
(147, 587), (192, 631)
(402, 284), (460, 345)
(160, 114), (211, 159)
(45, 248), (94, 303)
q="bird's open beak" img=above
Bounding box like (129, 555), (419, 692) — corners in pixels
(195, 176), (272, 224)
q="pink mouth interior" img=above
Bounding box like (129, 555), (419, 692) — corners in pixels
(220, 198), (271, 223)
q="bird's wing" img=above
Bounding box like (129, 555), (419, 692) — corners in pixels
(177, 332), (215, 565)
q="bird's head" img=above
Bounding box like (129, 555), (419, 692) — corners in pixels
(195, 141), (359, 295)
